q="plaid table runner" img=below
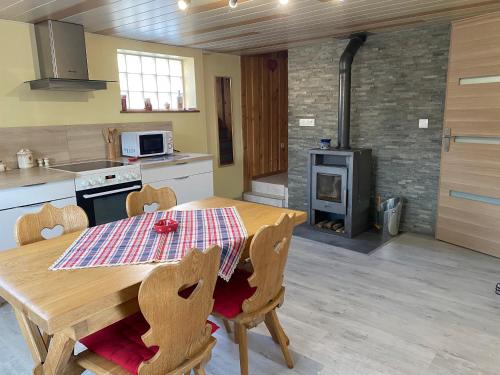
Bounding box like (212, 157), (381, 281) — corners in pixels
(50, 207), (248, 281)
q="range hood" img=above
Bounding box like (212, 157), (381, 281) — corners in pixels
(26, 20), (112, 91)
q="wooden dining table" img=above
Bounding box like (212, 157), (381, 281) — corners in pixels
(0, 197), (306, 375)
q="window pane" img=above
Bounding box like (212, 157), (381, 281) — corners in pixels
(119, 73), (128, 91)
(141, 56), (156, 74)
(158, 93), (171, 110)
(156, 58), (169, 75)
(117, 54), (126, 72)
(157, 76), (170, 92)
(117, 52), (187, 112)
(143, 75), (157, 92)
(129, 92), (144, 110)
(171, 77), (183, 94)
(127, 73), (142, 91)
(125, 55), (141, 73)
(144, 93), (159, 110)
(169, 60), (182, 76)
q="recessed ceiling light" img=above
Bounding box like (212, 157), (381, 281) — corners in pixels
(178, 0), (190, 10)
(229, 0), (238, 8)
(279, 0), (289, 4)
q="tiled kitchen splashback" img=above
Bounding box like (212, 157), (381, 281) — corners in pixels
(0, 122), (173, 168)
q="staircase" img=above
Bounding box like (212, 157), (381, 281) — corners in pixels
(243, 173), (288, 208)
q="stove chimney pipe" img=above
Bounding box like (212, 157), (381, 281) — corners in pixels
(337, 34), (366, 149)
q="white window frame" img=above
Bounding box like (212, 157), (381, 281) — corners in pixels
(117, 51), (185, 111)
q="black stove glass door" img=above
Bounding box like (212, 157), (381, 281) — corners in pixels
(316, 173), (342, 202)
(311, 165), (348, 215)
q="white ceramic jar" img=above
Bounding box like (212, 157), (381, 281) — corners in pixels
(17, 149), (34, 169)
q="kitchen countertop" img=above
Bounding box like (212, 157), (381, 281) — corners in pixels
(0, 153), (213, 190)
(121, 153), (213, 169)
(0, 167), (75, 190)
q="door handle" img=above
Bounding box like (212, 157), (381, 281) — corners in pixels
(442, 128), (455, 152)
(173, 176), (190, 180)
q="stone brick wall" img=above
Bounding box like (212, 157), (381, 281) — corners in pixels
(288, 24), (450, 234)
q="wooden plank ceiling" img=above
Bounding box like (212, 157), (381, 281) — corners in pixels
(1, 0), (500, 54)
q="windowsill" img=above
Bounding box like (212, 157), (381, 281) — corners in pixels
(120, 109), (200, 113)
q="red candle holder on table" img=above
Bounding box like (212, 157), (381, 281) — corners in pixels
(154, 219), (178, 234)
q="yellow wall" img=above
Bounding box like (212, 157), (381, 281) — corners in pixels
(203, 52), (244, 199)
(0, 19), (244, 198)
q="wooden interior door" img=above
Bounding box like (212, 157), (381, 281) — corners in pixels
(241, 51), (288, 190)
(436, 12), (500, 257)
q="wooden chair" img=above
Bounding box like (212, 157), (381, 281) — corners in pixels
(126, 184), (177, 217)
(77, 245), (221, 375)
(212, 213), (295, 375)
(15, 203), (89, 246)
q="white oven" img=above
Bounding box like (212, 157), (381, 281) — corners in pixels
(121, 130), (173, 158)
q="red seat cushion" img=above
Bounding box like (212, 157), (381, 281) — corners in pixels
(80, 313), (218, 375)
(213, 269), (257, 319)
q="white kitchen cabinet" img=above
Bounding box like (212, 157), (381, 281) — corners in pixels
(142, 159), (214, 204)
(0, 197), (77, 252)
(150, 172), (214, 204)
(0, 180), (77, 252)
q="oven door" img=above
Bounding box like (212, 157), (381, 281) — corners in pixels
(139, 133), (166, 157)
(76, 181), (142, 226)
(311, 165), (348, 214)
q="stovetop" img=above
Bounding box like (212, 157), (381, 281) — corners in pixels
(50, 160), (141, 191)
(50, 160), (126, 173)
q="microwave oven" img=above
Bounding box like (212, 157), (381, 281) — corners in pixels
(121, 130), (173, 158)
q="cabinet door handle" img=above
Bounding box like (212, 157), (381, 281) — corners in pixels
(21, 183), (47, 188)
(175, 162), (188, 165)
(82, 185), (142, 199)
(174, 176), (190, 180)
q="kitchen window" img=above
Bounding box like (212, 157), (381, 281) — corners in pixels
(117, 52), (185, 111)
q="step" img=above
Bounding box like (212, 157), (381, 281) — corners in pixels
(251, 180), (286, 196)
(243, 191), (286, 208)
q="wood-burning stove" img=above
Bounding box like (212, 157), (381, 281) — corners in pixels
(306, 35), (371, 238)
(308, 148), (371, 238)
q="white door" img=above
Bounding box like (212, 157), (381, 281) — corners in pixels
(150, 172), (214, 204)
(0, 197), (76, 252)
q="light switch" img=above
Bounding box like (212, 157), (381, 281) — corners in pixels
(419, 119), (429, 129)
(299, 118), (315, 127)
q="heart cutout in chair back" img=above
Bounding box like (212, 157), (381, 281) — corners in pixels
(41, 225), (64, 240)
(143, 202), (160, 213)
(273, 238), (285, 254)
(178, 281), (203, 300)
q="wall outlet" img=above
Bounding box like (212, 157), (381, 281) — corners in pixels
(419, 119), (429, 129)
(299, 118), (315, 127)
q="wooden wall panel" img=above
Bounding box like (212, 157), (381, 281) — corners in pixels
(241, 51), (288, 189)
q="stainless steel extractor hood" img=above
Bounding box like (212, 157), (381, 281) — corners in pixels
(26, 20), (112, 91)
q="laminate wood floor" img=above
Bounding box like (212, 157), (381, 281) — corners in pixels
(2, 233), (500, 374)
